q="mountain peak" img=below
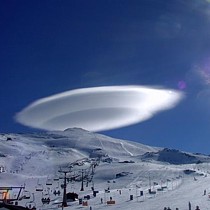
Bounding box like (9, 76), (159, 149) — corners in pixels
(63, 127), (90, 133)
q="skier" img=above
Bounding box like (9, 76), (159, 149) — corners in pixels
(195, 206), (200, 210)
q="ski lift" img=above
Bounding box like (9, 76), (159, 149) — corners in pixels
(41, 192), (50, 204)
(25, 202), (36, 210)
(53, 174), (59, 181)
(46, 177), (53, 186)
(35, 179), (43, 192)
(53, 189), (61, 196)
(25, 193), (36, 210)
(22, 190), (31, 199)
(41, 197), (50, 204)
(53, 183), (61, 196)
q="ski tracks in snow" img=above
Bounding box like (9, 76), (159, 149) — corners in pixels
(120, 141), (134, 156)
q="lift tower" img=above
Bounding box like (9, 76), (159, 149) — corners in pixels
(58, 169), (71, 208)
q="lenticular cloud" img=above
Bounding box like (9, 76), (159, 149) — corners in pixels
(15, 86), (184, 132)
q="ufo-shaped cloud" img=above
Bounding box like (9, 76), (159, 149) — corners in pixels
(15, 86), (184, 132)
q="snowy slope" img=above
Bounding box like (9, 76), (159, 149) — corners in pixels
(141, 148), (210, 164)
(0, 128), (210, 210)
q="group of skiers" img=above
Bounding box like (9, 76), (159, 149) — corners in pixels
(188, 201), (200, 210)
(163, 203), (200, 210)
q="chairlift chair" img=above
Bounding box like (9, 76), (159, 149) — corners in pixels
(25, 193), (36, 210)
(53, 189), (61, 196)
(46, 177), (53, 186)
(35, 180), (43, 192)
(36, 186), (43, 192)
(41, 192), (50, 204)
(53, 183), (61, 196)
(41, 197), (50, 204)
(25, 201), (36, 210)
(59, 175), (63, 180)
(46, 180), (53, 186)
(22, 190), (31, 199)
(53, 175), (59, 181)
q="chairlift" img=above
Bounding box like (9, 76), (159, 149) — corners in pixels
(59, 175), (64, 180)
(35, 180), (43, 192)
(53, 189), (61, 196)
(25, 193), (36, 210)
(36, 185), (43, 192)
(25, 202), (36, 210)
(41, 197), (50, 204)
(22, 190), (31, 199)
(53, 175), (59, 181)
(41, 192), (50, 204)
(46, 176), (53, 186)
(53, 183), (61, 196)
(46, 180), (52, 185)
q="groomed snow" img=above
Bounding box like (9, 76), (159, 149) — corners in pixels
(0, 129), (209, 210)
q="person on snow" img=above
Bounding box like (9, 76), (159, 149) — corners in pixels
(189, 201), (192, 210)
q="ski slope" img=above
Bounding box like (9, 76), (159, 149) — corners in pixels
(0, 128), (210, 210)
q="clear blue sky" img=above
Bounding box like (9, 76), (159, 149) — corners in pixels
(1, 0), (210, 153)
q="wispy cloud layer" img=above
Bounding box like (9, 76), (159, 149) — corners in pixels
(15, 86), (184, 132)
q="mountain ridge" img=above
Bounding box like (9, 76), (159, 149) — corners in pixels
(1, 128), (210, 210)
(0, 128), (209, 175)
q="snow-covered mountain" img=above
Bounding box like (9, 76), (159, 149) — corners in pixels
(0, 128), (158, 176)
(141, 148), (210, 164)
(0, 128), (210, 210)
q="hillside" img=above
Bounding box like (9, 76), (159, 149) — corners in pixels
(0, 128), (159, 176)
(0, 128), (210, 210)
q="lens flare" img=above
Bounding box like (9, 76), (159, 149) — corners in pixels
(178, 80), (187, 90)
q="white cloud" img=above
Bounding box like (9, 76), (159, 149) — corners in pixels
(15, 86), (184, 132)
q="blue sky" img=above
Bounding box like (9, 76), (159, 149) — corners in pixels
(1, 0), (210, 153)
